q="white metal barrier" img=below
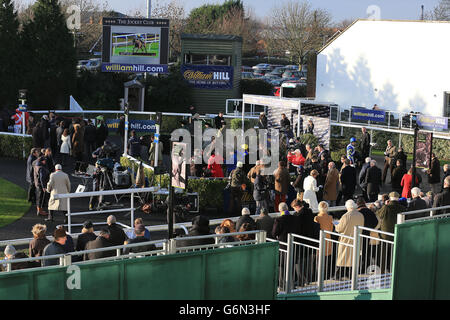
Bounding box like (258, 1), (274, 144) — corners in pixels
(0, 230), (267, 273)
(269, 225), (395, 295)
(396, 204), (450, 224)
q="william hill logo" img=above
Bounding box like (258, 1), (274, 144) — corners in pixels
(183, 70), (230, 81)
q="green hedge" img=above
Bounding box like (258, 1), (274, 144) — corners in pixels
(120, 157), (228, 211)
(0, 135), (32, 160)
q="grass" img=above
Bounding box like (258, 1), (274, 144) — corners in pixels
(0, 177), (30, 228)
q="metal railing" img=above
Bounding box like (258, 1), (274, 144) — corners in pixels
(270, 225), (395, 295)
(397, 204), (450, 224)
(1, 230), (267, 273)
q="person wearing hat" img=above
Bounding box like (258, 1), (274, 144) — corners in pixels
(346, 137), (357, 165)
(273, 161), (291, 212)
(41, 228), (67, 266)
(305, 118), (314, 135)
(33, 156), (50, 217)
(123, 224), (156, 255)
(176, 215), (215, 248)
(228, 161), (247, 215)
(76, 221), (97, 252)
(46, 164), (71, 222)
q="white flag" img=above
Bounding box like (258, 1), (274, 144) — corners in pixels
(69, 95), (84, 112)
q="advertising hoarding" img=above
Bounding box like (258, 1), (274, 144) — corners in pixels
(180, 65), (233, 90)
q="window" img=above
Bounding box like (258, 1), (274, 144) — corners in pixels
(184, 54), (231, 66)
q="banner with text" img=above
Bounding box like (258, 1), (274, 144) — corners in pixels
(416, 115), (448, 131)
(106, 119), (156, 133)
(351, 108), (386, 122)
(181, 65), (233, 90)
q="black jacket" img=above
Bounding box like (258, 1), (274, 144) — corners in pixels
(358, 206), (378, 236)
(253, 174), (268, 201)
(84, 236), (115, 261)
(391, 165), (407, 191)
(236, 215), (256, 234)
(177, 216), (215, 248)
(107, 223), (128, 246)
(428, 158), (441, 184)
(340, 165), (357, 194)
(26, 154), (37, 184)
(360, 132), (371, 156)
(365, 166), (382, 196)
(42, 242), (66, 266)
(294, 207), (320, 245)
(433, 188), (450, 215)
(256, 215), (274, 236)
(407, 197), (428, 219)
(395, 151), (407, 168)
(123, 236), (156, 255)
(272, 214), (299, 245)
(84, 124), (96, 143)
(76, 232), (97, 251)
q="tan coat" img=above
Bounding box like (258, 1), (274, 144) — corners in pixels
(323, 168), (339, 201)
(47, 170), (71, 211)
(335, 209), (364, 267)
(314, 212), (334, 256)
(274, 167), (290, 195)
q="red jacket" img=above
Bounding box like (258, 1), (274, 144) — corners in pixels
(207, 154), (224, 177)
(287, 152), (305, 166)
(401, 174), (419, 199)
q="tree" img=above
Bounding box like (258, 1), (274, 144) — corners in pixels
(424, 0), (450, 21)
(20, 0), (77, 108)
(0, 0), (20, 108)
(151, 0), (186, 62)
(266, 1), (332, 66)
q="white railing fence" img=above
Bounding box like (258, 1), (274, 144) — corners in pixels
(270, 225), (395, 295)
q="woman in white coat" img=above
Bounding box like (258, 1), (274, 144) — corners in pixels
(303, 169), (320, 211)
(60, 128), (71, 166)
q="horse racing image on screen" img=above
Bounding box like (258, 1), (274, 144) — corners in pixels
(112, 33), (160, 58)
(102, 18), (169, 73)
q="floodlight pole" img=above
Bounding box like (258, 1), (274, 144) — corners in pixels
(147, 0), (151, 18)
(412, 124), (419, 188)
(168, 142), (174, 239)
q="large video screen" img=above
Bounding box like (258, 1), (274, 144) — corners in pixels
(102, 18), (169, 73)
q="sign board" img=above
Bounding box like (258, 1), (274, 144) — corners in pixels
(415, 132), (433, 168)
(171, 142), (187, 189)
(181, 65), (234, 90)
(18, 104), (27, 112)
(416, 114), (448, 131)
(102, 18), (169, 73)
(106, 119), (156, 133)
(351, 108), (386, 122)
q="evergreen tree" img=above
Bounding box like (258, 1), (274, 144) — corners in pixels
(21, 0), (77, 108)
(0, 0), (20, 109)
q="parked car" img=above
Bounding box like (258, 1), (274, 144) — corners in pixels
(284, 65), (299, 70)
(267, 67), (288, 78)
(76, 60), (89, 71)
(282, 70), (307, 80)
(242, 66), (253, 72)
(252, 63), (271, 70)
(253, 68), (271, 77)
(242, 72), (256, 79)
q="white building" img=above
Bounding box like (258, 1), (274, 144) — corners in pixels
(315, 19), (450, 117)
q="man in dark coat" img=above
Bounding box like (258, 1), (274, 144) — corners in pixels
(359, 157), (371, 201)
(433, 176), (450, 215)
(391, 159), (406, 195)
(34, 157), (50, 216)
(42, 228), (67, 266)
(427, 153), (441, 195)
(365, 160), (382, 202)
(256, 208), (274, 236)
(360, 127), (371, 161)
(214, 112), (226, 129)
(253, 171), (269, 215)
(127, 130), (141, 158)
(32, 121), (46, 148)
(236, 207), (257, 233)
(407, 187), (428, 219)
(84, 229), (115, 261)
(76, 221), (97, 252)
(272, 202), (299, 246)
(356, 197), (378, 271)
(177, 215), (215, 248)
(106, 215), (128, 247)
(340, 159), (357, 202)
(95, 117), (109, 148)
(228, 161), (247, 216)
(123, 224), (156, 255)
(84, 119), (96, 159)
(394, 147), (407, 169)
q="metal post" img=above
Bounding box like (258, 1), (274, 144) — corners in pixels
(297, 104), (301, 137)
(351, 226), (361, 291)
(154, 124), (160, 165)
(317, 230), (325, 292)
(256, 230), (266, 244)
(131, 192), (134, 227)
(168, 238), (177, 254)
(63, 254), (72, 266)
(388, 112), (391, 128)
(168, 142), (174, 239)
(285, 233), (294, 294)
(67, 198), (71, 234)
(116, 248), (121, 257)
(397, 213), (406, 224)
(241, 103), (245, 136)
(123, 112), (129, 156)
(6, 262), (11, 272)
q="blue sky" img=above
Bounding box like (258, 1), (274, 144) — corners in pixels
(104, 0), (442, 22)
(17, 0), (442, 22)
